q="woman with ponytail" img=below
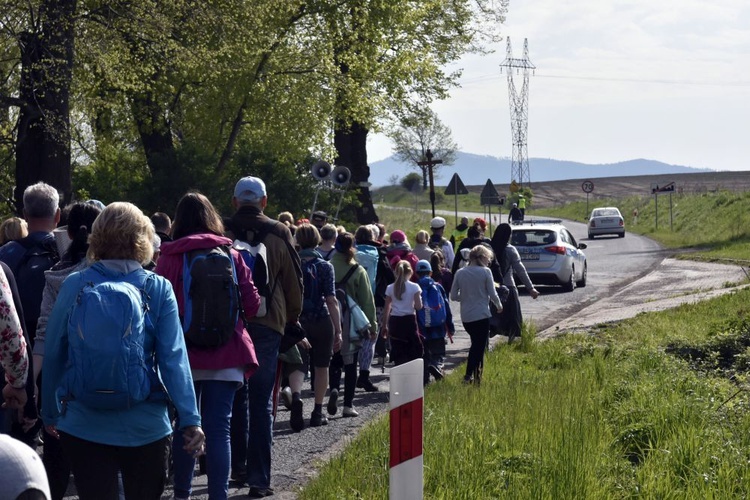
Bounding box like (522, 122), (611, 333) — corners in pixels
(381, 261), (423, 367)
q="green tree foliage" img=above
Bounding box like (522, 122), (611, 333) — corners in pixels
(400, 172), (423, 193)
(0, 0), (508, 218)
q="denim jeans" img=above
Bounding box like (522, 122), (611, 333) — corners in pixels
(173, 380), (237, 500)
(243, 324), (281, 490)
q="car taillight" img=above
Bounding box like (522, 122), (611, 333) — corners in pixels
(619, 218), (624, 226)
(544, 245), (567, 255)
(590, 220), (596, 227)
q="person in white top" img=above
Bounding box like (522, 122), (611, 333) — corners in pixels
(381, 261), (423, 366)
(450, 244), (502, 385)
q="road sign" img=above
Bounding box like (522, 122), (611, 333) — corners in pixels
(444, 173), (469, 195)
(480, 179), (502, 206)
(651, 182), (675, 194)
(581, 180), (594, 193)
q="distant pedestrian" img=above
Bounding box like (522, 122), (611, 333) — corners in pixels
(517, 195), (526, 218)
(490, 223), (540, 343)
(508, 203), (523, 223)
(414, 260), (454, 384)
(413, 230), (434, 262)
(450, 216), (470, 251)
(428, 217), (455, 269)
(450, 245), (501, 385)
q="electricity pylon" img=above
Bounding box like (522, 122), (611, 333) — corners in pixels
(499, 37), (535, 188)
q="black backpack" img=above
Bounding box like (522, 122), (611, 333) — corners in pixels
(301, 256), (326, 319)
(182, 245), (242, 348)
(12, 236), (59, 336)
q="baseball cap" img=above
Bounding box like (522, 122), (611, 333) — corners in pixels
(234, 176), (267, 203)
(390, 230), (406, 243)
(0, 434), (51, 500)
(416, 260), (432, 273)
(430, 216), (446, 229)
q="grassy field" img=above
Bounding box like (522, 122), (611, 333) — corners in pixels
(295, 191), (750, 499)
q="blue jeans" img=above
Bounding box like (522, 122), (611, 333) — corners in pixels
(244, 324), (281, 490)
(173, 380), (237, 500)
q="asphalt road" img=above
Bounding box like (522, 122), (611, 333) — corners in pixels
(58, 221), (748, 499)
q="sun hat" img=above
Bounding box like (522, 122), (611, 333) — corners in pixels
(234, 176), (267, 203)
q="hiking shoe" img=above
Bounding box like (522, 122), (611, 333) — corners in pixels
(327, 388), (339, 416)
(248, 486), (274, 498)
(428, 365), (444, 381)
(356, 378), (379, 392)
(462, 376), (474, 385)
(290, 398), (304, 432)
(280, 386), (293, 410)
(310, 411), (328, 427)
(342, 406), (359, 417)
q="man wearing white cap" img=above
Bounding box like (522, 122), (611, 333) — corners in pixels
(227, 176), (303, 499)
(428, 216), (455, 269)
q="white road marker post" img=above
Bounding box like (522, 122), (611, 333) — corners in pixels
(389, 358), (424, 500)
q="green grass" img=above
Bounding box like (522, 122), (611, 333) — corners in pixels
(325, 187), (750, 498)
(299, 289), (750, 499)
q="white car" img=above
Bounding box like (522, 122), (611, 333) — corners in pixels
(588, 207), (625, 239)
(511, 220), (588, 292)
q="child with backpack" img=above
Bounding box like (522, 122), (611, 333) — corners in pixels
(381, 260), (423, 367)
(156, 193), (260, 500)
(414, 260), (455, 384)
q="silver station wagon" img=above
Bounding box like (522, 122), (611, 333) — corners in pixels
(510, 220), (587, 292)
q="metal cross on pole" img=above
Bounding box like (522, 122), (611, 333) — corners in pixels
(417, 149), (443, 218)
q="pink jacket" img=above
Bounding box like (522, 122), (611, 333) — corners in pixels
(155, 233), (259, 378)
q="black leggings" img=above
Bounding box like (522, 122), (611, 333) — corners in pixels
(388, 314), (423, 367)
(329, 352), (358, 407)
(463, 318), (490, 381)
(59, 432), (170, 500)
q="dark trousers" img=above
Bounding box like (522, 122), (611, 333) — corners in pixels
(44, 428), (72, 500)
(388, 314), (423, 367)
(59, 432), (169, 500)
(329, 352), (357, 407)
(463, 318), (490, 382)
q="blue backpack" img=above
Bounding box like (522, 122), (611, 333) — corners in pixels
(182, 245), (241, 348)
(62, 268), (160, 411)
(417, 278), (448, 329)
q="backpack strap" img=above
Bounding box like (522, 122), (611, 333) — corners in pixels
(337, 264), (359, 287)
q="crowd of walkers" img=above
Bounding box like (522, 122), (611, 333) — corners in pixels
(0, 178), (538, 500)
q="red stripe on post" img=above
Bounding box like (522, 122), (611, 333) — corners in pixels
(389, 397), (423, 468)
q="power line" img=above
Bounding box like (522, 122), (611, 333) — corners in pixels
(459, 72), (750, 88)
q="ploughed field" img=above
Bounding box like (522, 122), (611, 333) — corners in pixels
(462, 170), (750, 209)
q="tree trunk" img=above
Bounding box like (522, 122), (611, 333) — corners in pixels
(131, 92), (176, 175)
(334, 120), (378, 224)
(14, 0), (76, 213)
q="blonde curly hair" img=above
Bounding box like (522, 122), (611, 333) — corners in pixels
(87, 202), (155, 264)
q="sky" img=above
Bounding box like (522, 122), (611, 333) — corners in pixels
(367, 0), (750, 172)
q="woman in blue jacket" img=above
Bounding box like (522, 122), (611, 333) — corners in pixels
(41, 202), (204, 500)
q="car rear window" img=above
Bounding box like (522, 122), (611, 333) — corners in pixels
(593, 209), (620, 217)
(512, 230), (556, 247)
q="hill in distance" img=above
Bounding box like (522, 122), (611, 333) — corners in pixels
(368, 152), (713, 187)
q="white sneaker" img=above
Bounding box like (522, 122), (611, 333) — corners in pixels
(280, 386), (293, 410)
(342, 406), (359, 417)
